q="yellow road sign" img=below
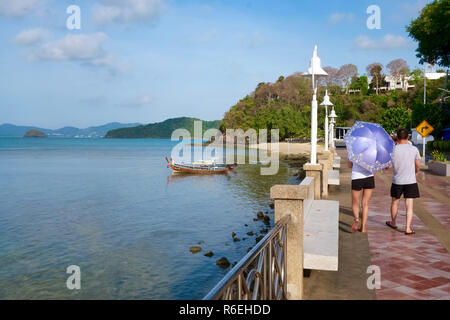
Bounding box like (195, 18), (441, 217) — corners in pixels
(416, 120), (434, 137)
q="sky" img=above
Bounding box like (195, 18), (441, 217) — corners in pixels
(0, 0), (432, 129)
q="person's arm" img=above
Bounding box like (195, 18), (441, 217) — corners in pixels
(348, 160), (353, 169)
(414, 147), (425, 175)
(415, 159), (421, 175)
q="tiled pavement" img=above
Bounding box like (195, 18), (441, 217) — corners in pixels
(337, 149), (450, 300)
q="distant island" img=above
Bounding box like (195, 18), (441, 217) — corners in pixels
(0, 122), (141, 138)
(24, 129), (47, 138)
(105, 117), (222, 139)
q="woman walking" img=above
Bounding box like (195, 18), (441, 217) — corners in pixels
(349, 161), (375, 233)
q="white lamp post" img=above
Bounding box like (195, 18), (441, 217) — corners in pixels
(329, 107), (338, 149)
(320, 90), (333, 151)
(304, 45), (328, 164)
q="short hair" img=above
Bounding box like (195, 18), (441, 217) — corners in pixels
(397, 128), (409, 140)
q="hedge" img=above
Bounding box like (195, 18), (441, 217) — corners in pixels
(427, 140), (450, 152)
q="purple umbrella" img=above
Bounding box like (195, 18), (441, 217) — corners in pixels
(344, 121), (394, 173)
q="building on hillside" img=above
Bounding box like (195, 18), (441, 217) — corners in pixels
(383, 75), (415, 91)
(425, 72), (447, 80)
(366, 72), (446, 93)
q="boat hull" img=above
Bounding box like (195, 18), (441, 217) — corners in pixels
(165, 157), (230, 174)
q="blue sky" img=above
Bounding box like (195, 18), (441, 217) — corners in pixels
(0, 0), (431, 129)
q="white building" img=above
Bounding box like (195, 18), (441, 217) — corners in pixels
(382, 75), (415, 91)
(368, 72), (446, 92)
(425, 72), (447, 80)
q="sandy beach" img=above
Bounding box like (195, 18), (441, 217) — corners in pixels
(249, 142), (325, 156)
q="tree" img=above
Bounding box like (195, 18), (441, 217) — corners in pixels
(366, 63), (383, 95)
(338, 64), (358, 94)
(387, 59), (410, 91)
(409, 68), (423, 84)
(381, 107), (411, 134)
(406, 0), (450, 68)
(350, 75), (369, 95)
(323, 66), (340, 86)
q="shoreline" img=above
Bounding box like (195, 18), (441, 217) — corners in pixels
(249, 142), (325, 156)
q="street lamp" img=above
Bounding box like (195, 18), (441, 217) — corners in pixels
(303, 45), (328, 164)
(320, 90), (333, 151)
(329, 107), (338, 149)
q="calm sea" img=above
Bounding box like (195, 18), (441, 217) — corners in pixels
(0, 137), (295, 299)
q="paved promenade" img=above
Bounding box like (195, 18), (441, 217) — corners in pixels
(303, 148), (450, 300)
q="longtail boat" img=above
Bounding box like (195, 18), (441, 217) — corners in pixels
(165, 157), (232, 174)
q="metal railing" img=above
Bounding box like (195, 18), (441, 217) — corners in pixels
(203, 215), (290, 300)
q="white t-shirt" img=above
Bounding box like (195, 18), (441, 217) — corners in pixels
(352, 163), (374, 180)
(392, 144), (421, 185)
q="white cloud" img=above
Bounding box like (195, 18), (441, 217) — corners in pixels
(14, 28), (49, 46)
(33, 33), (108, 61)
(354, 34), (410, 50)
(28, 33), (124, 74)
(0, 0), (41, 17)
(92, 0), (165, 24)
(328, 12), (355, 24)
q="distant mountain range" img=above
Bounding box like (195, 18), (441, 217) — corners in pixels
(105, 117), (222, 138)
(0, 122), (141, 138)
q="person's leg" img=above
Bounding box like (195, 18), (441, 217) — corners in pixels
(405, 198), (414, 233)
(390, 197), (400, 227)
(389, 184), (402, 228)
(351, 189), (361, 232)
(361, 188), (374, 233)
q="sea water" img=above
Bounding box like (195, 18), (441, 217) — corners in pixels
(0, 137), (294, 299)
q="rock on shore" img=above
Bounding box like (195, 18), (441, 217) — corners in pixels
(216, 257), (230, 269)
(189, 246), (202, 254)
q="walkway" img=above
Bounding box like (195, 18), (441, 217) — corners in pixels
(303, 148), (450, 300)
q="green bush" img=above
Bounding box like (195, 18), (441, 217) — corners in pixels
(431, 150), (446, 162)
(427, 140), (450, 152)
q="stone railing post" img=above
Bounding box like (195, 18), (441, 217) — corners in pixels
(322, 150), (333, 161)
(318, 159), (329, 197)
(270, 184), (308, 300)
(318, 152), (334, 197)
(303, 163), (323, 199)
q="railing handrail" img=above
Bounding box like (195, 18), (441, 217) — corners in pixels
(203, 214), (290, 300)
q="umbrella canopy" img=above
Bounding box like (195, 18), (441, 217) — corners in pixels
(344, 121), (394, 173)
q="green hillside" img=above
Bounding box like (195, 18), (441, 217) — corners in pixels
(220, 73), (449, 139)
(105, 117), (222, 139)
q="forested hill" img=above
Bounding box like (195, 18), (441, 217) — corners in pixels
(220, 71), (448, 139)
(105, 117), (222, 138)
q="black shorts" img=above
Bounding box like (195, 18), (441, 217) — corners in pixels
(351, 176), (375, 191)
(391, 183), (420, 199)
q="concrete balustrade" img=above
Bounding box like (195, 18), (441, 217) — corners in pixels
(318, 152), (333, 197)
(303, 163), (323, 199)
(270, 176), (339, 300)
(270, 178), (314, 300)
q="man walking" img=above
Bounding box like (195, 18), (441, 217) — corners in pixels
(386, 128), (421, 235)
